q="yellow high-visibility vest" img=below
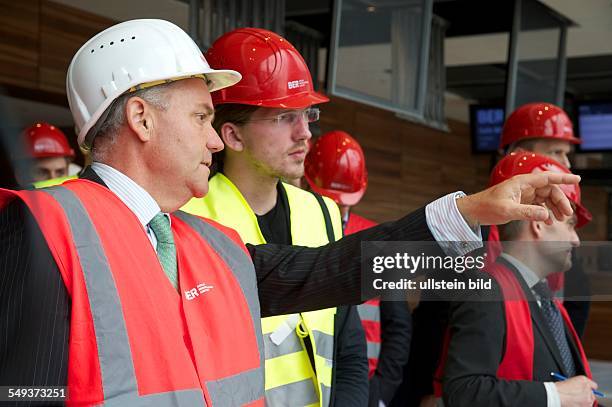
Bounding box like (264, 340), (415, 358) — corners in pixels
(32, 175), (76, 189)
(182, 173), (343, 407)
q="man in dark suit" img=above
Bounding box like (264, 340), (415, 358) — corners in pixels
(442, 152), (598, 407)
(0, 19), (583, 405)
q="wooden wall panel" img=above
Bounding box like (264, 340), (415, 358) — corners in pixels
(39, 1), (115, 93)
(579, 186), (609, 241)
(319, 95), (491, 222)
(0, 0), (40, 88)
(0, 0), (115, 97)
(583, 301), (612, 360)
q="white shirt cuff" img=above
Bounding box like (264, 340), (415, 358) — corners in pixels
(544, 382), (561, 407)
(425, 192), (482, 256)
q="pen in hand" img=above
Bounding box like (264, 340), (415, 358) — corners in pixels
(551, 372), (605, 398)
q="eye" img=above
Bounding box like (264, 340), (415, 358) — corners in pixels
(277, 112), (297, 124)
(196, 113), (211, 123)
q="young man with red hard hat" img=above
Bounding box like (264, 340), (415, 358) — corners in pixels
(305, 130), (412, 407)
(442, 152), (597, 407)
(0, 19), (583, 406)
(14, 122), (75, 186)
(183, 29), (369, 406)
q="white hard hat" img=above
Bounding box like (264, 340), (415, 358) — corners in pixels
(66, 19), (242, 148)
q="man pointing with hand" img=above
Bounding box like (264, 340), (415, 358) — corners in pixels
(0, 19), (580, 406)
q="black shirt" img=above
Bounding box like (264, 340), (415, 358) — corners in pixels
(255, 182), (292, 245)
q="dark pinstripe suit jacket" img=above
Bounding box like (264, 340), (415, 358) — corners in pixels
(0, 168), (435, 396)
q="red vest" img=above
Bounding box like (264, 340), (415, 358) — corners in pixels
(433, 262), (592, 396)
(357, 299), (382, 378)
(0, 179), (264, 406)
(344, 212), (377, 236)
(487, 263), (591, 381)
(345, 212), (381, 377)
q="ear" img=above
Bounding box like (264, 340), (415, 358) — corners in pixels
(219, 122), (245, 152)
(529, 220), (544, 239)
(125, 96), (154, 143)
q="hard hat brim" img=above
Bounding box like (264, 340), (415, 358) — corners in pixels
(206, 69), (243, 93)
(500, 134), (582, 149)
(305, 174), (366, 207)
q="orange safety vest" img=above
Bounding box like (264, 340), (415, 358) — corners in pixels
(0, 179), (264, 406)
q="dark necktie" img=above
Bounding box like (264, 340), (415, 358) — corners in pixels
(533, 281), (576, 377)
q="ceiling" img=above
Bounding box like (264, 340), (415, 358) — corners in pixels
(10, 0), (612, 127)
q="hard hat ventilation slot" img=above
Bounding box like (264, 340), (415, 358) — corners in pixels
(90, 37), (135, 53)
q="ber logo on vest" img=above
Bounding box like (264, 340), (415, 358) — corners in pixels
(184, 282), (214, 301)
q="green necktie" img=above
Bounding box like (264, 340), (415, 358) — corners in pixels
(149, 213), (178, 290)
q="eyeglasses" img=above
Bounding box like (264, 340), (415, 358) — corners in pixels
(243, 107), (320, 127)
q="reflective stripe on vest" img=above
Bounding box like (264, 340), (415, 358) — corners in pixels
(4, 181), (265, 406)
(183, 173), (342, 406)
(357, 302), (380, 323)
(43, 187), (206, 405)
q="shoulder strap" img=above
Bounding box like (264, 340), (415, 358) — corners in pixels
(310, 192), (336, 243)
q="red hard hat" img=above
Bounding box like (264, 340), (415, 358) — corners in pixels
(304, 130), (367, 206)
(489, 152), (591, 227)
(21, 123), (75, 159)
(500, 102), (580, 149)
(206, 28), (329, 108)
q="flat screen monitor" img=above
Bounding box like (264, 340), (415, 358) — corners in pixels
(470, 105), (505, 153)
(577, 102), (612, 152)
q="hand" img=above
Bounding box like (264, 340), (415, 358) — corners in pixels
(456, 172), (581, 227)
(556, 376), (597, 407)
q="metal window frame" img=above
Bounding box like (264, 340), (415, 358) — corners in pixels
(504, 0), (569, 117)
(327, 0), (434, 118)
